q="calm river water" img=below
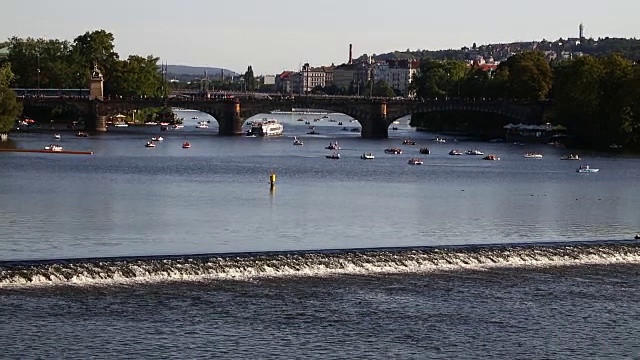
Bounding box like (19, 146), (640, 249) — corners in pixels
(1, 110), (639, 359)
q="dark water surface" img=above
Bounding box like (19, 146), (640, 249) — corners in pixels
(1, 111), (639, 358)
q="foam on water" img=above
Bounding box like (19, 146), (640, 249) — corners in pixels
(1, 241), (639, 288)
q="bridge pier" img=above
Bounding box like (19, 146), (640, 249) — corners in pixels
(86, 114), (108, 132)
(218, 99), (244, 136)
(360, 102), (389, 139)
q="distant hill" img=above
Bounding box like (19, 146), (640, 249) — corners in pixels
(164, 65), (237, 78)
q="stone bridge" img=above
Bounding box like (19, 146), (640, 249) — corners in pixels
(18, 96), (549, 138)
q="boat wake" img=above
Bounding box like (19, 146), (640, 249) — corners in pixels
(2, 241), (639, 288)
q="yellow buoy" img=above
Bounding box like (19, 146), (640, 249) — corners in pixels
(269, 171), (276, 186)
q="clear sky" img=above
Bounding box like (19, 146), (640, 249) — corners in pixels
(1, 0), (638, 74)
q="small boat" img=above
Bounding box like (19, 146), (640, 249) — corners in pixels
(151, 136), (164, 141)
(466, 149), (485, 156)
(361, 152), (375, 160)
(433, 137), (446, 143)
(145, 141), (155, 148)
(338, 122), (343, 126)
(610, 143), (623, 149)
(297, 118), (305, 122)
(350, 128), (360, 132)
(341, 127), (349, 131)
(182, 142), (191, 149)
(384, 148), (402, 154)
(524, 152), (543, 158)
(449, 149), (463, 156)
(144, 122), (158, 126)
(76, 131), (88, 137)
(326, 152), (340, 159)
(293, 137), (304, 146)
(419, 147), (430, 155)
(159, 122), (170, 126)
(408, 158), (424, 165)
(561, 154), (581, 161)
(53, 133), (61, 140)
(635, 234), (640, 240)
(44, 144), (63, 152)
(325, 142), (340, 150)
(192, 116), (199, 120)
(196, 123), (209, 129)
(172, 124), (184, 130)
(577, 165), (599, 173)
(304, 121), (311, 125)
(483, 155), (500, 161)
(402, 139), (416, 145)
(307, 130), (320, 135)
(114, 123), (129, 128)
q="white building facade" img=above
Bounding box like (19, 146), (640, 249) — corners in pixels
(374, 59), (420, 97)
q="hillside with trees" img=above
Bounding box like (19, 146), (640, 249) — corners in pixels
(360, 37), (640, 63)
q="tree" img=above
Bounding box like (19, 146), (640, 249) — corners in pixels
(243, 65), (256, 92)
(411, 59), (467, 99)
(494, 51), (553, 101)
(372, 80), (395, 98)
(0, 64), (22, 134)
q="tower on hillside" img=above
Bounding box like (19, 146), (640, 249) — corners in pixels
(348, 44), (353, 64)
(579, 23), (584, 40)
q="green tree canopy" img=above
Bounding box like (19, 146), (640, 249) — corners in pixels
(4, 30), (163, 97)
(0, 63), (21, 133)
(243, 65), (256, 91)
(494, 51), (553, 101)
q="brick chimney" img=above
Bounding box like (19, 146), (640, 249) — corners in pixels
(348, 44), (353, 65)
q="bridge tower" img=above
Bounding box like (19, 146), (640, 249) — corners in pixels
(89, 64), (104, 101)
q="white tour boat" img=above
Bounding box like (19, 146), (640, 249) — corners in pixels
(247, 118), (284, 137)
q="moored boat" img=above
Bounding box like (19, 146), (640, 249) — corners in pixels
(44, 144), (63, 152)
(577, 164), (599, 173)
(384, 148), (402, 154)
(325, 141), (340, 150)
(561, 154), (581, 160)
(524, 152), (543, 158)
(408, 158), (424, 165)
(466, 149), (485, 156)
